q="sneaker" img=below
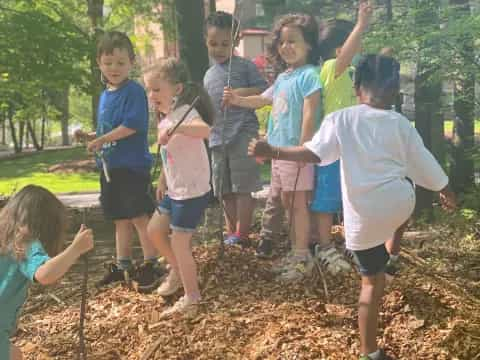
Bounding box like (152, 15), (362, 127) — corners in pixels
(133, 262), (163, 293)
(156, 269), (182, 296)
(160, 296), (200, 318)
(96, 262), (133, 288)
(224, 234), (241, 245)
(359, 349), (392, 360)
(255, 239), (273, 258)
(277, 254), (314, 282)
(315, 245), (352, 275)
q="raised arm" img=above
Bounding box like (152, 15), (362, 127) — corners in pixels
(335, 0), (372, 78)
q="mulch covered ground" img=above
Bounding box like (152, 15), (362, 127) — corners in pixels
(12, 226), (480, 360)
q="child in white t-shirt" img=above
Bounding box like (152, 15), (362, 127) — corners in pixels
(248, 54), (456, 360)
(144, 58), (214, 317)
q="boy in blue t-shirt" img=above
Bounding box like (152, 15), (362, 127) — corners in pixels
(204, 11), (268, 245)
(75, 32), (161, 291)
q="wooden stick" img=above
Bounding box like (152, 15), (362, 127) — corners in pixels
(140, 338), (164, 360)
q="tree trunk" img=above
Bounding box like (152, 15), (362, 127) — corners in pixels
(176, 0), (210, 83)
(87, 0), (104, 128)
(449, 0), (475, 193)
(55, 86), (71, 146)
(385, 0), (393, 22)
(26, 120), (42, 150)
(18, 121), (25, 151)
(41, 114), (46, 149)
(7, 105), (21, 153)
(414, 0), (444, 217)
(1, 112), (6, 145)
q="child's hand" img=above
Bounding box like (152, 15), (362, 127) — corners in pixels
(439, 187), (456, 211)
(222, 87), (240, 108)
(357, 0), (373, 31)
(87, 138), (104, 153)
(158, 128), (171, 145)
(157, 176), (167, 201)
(72, 224), (94, 256)
(248, 138), (274, 159)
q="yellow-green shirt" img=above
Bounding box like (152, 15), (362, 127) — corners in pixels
(320, 59), (357, 116)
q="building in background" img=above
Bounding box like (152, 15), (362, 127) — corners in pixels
(135, 0), (271, 67)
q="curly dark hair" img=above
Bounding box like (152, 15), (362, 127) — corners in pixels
(205, 11), (240, 40)
(318, 19), (355, 61)
(268, 13), (320, 75)
(354, 54), (401, 107)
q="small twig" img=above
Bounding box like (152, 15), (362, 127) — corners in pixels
(47, 293), (65, 306)
(140, 338), (164, 360)
(314, 262), (330, 302)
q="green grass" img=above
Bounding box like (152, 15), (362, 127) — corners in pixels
(0, 146), (273, 195)
(0, 147), (99, 195)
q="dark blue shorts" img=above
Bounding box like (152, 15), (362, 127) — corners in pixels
(158, 193), (209, 232)
(351, 243), (390, 276)
(311, 161), (342, 213)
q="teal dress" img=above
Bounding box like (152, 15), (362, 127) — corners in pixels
(0, 241), (50, 358)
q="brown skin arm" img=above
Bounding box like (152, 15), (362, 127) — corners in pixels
(248, 138), (320, 163)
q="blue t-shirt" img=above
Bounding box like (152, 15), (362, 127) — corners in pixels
(204, 56), (268, 147)
(96, 80), (153, 171)
(267, 65), (322, 147)
(0, 241), (50, 342)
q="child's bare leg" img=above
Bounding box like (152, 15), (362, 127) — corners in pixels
(358, 272), (385, 355)
(114, 219), (134, 265)
(170, 231), (200, 300)
(10, 344), (23, 360)
(236, 193), (255, 239)
(132, 214), (158, 260)
(222, 193), (237, 235)
(147, 213), (178, 270)
(385, 219), (408, 256)
(282, 191), (310, 253)
(317, 212), (334, 248)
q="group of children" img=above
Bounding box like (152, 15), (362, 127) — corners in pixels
(0, 2), (457, 359)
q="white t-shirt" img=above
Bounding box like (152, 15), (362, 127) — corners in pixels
(305, 104), (448, 251)
(158, 105), (211, 200)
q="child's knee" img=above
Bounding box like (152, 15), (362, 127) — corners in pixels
(147, 214), (169, 237)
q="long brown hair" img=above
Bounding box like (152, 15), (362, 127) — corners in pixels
(144, 58), (215, 126)
(0, 185), (67, 260)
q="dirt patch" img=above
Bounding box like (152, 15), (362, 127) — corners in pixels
(48, 159), (96, 174)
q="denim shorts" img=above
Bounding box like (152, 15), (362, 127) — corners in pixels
(351, 243), (390, 276)
(310, 160), (342, 213)
(158, 193), (209, 232)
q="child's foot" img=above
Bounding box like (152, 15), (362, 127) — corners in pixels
(359, 349), (392, 360)
(255, 239), (273, 258)
(277, 254), (314, 282)
(314, 245), (352, 275)
(133, 261), (164, 293)
(160, 296), (200, 318)
(96, 262), (134, 287)
(224, 234), (241, 245)
(156, 269), (182, 296)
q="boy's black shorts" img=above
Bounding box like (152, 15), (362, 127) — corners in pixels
(100, 168), (154, 220)
(351, 243), (390, 276)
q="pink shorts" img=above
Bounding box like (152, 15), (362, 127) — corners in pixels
(270, 159), (314, 196)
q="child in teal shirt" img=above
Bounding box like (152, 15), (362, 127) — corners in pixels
(0, 185), (94, 360)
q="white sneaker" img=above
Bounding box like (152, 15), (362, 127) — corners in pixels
(160, 296), (200, 318)
(315, 246), (352, 275)
(277, 254), (314, 282)
(156, 270), (182, 296)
